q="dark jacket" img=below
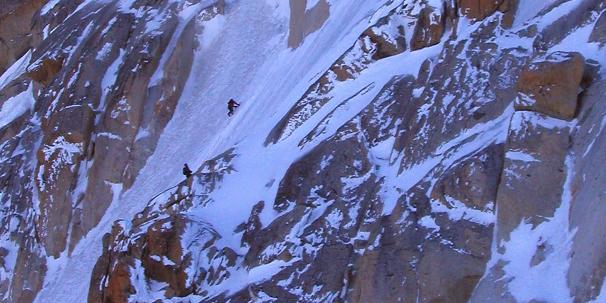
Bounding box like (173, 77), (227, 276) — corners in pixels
(228, 99), (240, 109)
(183, 164), (193, 178)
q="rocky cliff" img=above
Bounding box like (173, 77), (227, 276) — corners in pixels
(0, 0), (605, 302)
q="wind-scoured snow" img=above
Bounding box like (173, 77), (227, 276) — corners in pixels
(0, 51), (31, 92)
(35, 0), (408, 301)
(551, 11), (606, 73)
(513, 0), (560, 28)
(0, 83), (35, 129)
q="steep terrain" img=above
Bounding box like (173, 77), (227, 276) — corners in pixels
(0, 0), (605, 302)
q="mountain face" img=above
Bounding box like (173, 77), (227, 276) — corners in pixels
(0, 0), (604, 302)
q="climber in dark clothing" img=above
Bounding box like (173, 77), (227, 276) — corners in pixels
(227, 99), (240, 117)
(182, 163), (193, 179)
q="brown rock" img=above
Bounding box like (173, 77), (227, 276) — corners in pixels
(431, 143), (504, 211)
(35, 133), (85, 257)
(457, 0), (508, 21)
(417, 241), (485, 302)
(362, 12), (406, 60)
(26, 57), (64, 85)
(411, 6), (445, 51)
(8, 248), (47, 303)
(472, 70), (603, 303)
(104, 262), (134, 303)
(0, 0), (45, 75)
(89, 211), (224, 301)
(287, 0), (330, 48)
(515, 52), (585, 120)
(140, 217), (190, 297)
(496, 111), (570, 242)
(469, 262), (517, 303)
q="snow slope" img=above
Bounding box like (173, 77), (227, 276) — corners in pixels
(35, 0), (408, 301)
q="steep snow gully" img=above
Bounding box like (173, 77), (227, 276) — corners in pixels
(36, 0), (402, 301)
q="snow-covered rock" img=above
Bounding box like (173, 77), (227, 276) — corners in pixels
(0, 0), (604, 302)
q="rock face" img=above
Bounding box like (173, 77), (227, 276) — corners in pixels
(0, 0), (605, 303)
(515, 52), (585, 120)
(410, 4), (447, 51)
(457, 0), (512, 21)
(288, 0), (330, 48)
(566, 80), (606, 302)
(0, 0), (45, 75)
(267, 0), (451, 145)
(0, 0), (223, 302)
(26, 57), (63, 85)
(496, 111), (571, 241)
(89, 150), (233, 302)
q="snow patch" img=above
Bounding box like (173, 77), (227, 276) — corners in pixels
(418, 216), (440, 232)
(0, 83), (35, 129)
(431, 196), (495, 226)
(0, 50), (31, 91)
(505, 150), (540, 163)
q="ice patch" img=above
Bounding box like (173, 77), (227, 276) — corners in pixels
(0, 83), (35, 129)
(505, 150), (540, 163)
(431, 196), (495, 226)
(0, 50), (31, 91)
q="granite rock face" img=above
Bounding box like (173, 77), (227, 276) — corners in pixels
(0, 0), (605, 302)
(457, 0), (514, 21)
(0, 0), (46, 76)
(515, 52), (585, 120)
(0, 0), (221, 301)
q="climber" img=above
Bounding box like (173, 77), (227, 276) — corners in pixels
(182, 163), (193, 179)
(227, 98), (240, 117)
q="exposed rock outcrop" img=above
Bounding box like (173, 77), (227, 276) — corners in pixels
(0, 0), (45, 75)
(0, 0), (224, 301)
(496, 111), (571, 241)
(26, 56), (63, 85)
(89, 150), (235, 302)
(89, 1), (530, 300)
(515, 52), (585, 120)
(288, 0), (330, 48)
(471, 50), (602, 303)
(267, 0), (450, 145)
(457, 0), (513, 22)
(411, 4), (446, 50)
